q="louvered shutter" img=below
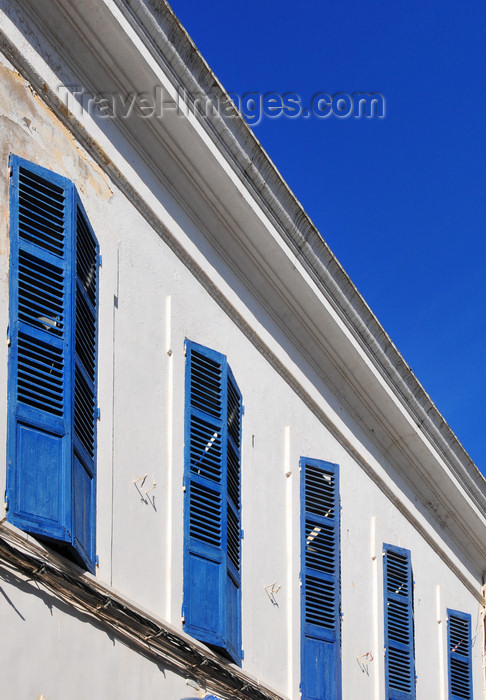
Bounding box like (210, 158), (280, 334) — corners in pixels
(7, 158), (73, 541)
(7, 156), (98, 572)
(183, 341), (242, 664)
(72, 198), (99, 568)
(383, 545), (416, 700)
(447, 610), (472, 700)
(300, 458), (341, 700)
(224, 364), (242, 662)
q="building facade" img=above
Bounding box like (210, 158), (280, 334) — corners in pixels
(0, 1), (485, 699)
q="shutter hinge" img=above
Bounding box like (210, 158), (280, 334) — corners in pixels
(96, 407), (101, 420)
(181, 616), (185, 625)
(239, 649), (244, 660)
(240, 529), (244, 540)
(241, 404), (245, 415)
(97, 254), (102, 267)
(95, 555), (99, 567)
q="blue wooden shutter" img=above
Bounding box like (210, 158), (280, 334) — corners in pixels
(72, 197), (99, 569)
(383, 545), (416, 700)
(300, 458), (341, 700)
(224, 364), (242, 662)
(7, 158), (73, 542)
(183, 341), (242, 664)
(447, 610), (473, 700)
(7, 156), (98, 573)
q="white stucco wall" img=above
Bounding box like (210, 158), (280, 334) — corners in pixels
(0, 15), (484, 700)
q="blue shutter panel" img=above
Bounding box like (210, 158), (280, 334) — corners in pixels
(184, 343), (226, 647)
(301, 458), (341, 700)
(7, 159), (73, 541)
(7, 156), (98, 573)
(72, 199), (99, 569)
(183, 341), (242, 664)
(448, 610), (473, 700)
(383, 545), (416, 700)
(225, 365), (242, 662)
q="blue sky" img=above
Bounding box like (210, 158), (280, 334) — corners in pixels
(168, 0), (486, 472)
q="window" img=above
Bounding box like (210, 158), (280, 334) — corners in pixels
(300, 458), (341, 700)
(7, 156), (99, 573)
(383, 544), (415, 699)
(448, 609), (473, 700)
(183, 340), (242, 664)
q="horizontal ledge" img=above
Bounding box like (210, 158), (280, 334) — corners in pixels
(0, 522), (285, 700)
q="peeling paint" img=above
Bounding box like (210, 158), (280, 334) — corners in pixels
(0, 61), (113, 203)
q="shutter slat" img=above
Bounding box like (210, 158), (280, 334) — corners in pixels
(18, 166), (65, 256)
(305, 464), (336, 518)
(17, 332), (64, 415)
(190, 416), (223, 482)
(19, 167), (65, 202)
(74, 365), (95, 459)
(18, 250), (64, 336)
(227, 375), (241, 449)
(76, 209), (98, 304)
(189, 482), (222, 546)
(227, 443), (240, 508)
(227, 504), (240, 570)
(75, 284), (96, 381)
(388, 647), (413, 693)
(20, 198), (65, 232)
(187, 345), (224, 551)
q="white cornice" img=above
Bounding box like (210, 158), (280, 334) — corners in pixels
(113, 0), (486, 505)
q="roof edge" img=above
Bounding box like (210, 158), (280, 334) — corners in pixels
(114, 0), (486, 504)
